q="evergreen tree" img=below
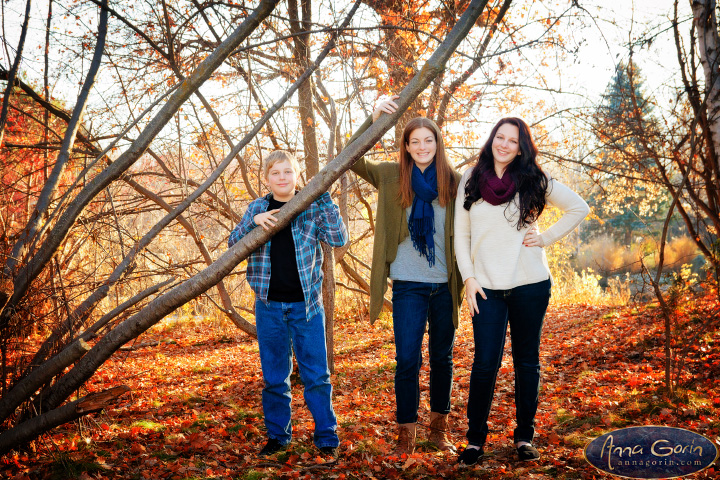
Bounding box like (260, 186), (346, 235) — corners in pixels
(588, 60), (662, 245)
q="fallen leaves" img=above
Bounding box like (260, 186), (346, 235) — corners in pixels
(2, 294), (719, 479)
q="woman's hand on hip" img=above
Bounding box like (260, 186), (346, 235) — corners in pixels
(523, 226), (545, 247)
(372, 95), (400, 122)
(464, 277), (485, 315)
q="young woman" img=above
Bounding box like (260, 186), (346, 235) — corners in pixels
(454, 118), (589, 465)
(347, 97), (464, 454)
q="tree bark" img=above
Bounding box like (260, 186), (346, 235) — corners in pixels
(77, 278), (176, 341)
(316, 72), (339, 372)
(691, 0), (720, 163)
(0, 386), (129, 456)
(0, 0), (280, 328)
(322, 244), (336, 373)
(0, 339), (90, 423)
(5, 0), (108, 277)
(0, 0), (31, 148)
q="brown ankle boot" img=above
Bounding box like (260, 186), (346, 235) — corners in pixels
(428, 412), (455, 452)
(395, 423), (416, 455)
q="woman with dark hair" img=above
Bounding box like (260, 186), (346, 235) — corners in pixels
(346, 97), (464, 454)
(454, 118), (589, 465)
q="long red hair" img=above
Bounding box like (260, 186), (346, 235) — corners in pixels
(398, 117), (457, 208)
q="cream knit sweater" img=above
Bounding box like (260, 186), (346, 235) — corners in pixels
(454, 168), (589, 290)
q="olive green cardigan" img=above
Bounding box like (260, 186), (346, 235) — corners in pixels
(347, 116), (465, 327)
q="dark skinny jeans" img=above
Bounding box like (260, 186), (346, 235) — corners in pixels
(466, 278), (551, 446)
(392, 281), (455, 424)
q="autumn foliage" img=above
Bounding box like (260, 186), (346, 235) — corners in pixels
(1, 285), (718, 479)
(1, 0), (720, 478)
(0, 93), (85, 336)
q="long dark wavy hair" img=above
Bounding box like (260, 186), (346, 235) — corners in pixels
(398, 117), (457, 208)
(463, 117), (549, 229)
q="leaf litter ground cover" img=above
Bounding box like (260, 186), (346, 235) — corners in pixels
(2, 296), (719, 479)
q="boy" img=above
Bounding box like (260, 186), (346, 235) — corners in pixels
(228, 150), (347, 457)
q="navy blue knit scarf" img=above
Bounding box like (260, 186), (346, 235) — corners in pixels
(409, 162), (438, 266)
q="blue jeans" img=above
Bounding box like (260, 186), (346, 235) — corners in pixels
(255, 299), (339, 448)
(466, 278), (551, 446)
(392, 281), (455, 424)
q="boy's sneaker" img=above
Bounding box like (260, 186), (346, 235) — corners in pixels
(457, 445), (484, 465)
(517, 443), (540, 461)
(319, 446), (338, 457)
(258, 438), (285, 457)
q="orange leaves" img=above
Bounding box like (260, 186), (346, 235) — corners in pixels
(5, 296), (720, 479)
(188, 433), (212, 451)
(130, 442), (146, 454)
(401, 455), (420, 470)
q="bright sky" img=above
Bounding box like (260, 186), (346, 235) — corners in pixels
(561, 0), (689, 98)
(0, 0), (694, 149)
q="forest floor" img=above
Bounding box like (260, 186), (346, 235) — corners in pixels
(2, 294), (720, 479)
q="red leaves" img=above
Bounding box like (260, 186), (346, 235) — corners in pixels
(130, 443), (145, 454)
(4, 296), (720, 479)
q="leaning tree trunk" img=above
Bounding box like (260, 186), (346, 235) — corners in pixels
(435, 0), (511, 125)
(0, 386), (129, 454)
(0, 0), (280, 330)
(0, 0), (490, 454)
(37, 0), (490, 418)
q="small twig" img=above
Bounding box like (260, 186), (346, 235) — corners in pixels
(123, 369), (151, 379)
(253, 461), (284, 468)
(119, 341), (159, 351)
(298, 460), (337, 472)
(253, 458), (339, 471)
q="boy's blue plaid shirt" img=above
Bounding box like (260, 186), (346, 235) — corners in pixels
(227, 191), (347, 319)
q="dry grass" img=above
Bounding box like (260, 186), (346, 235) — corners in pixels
(577, 235), (700, 275)
(552, 268), (631, 306)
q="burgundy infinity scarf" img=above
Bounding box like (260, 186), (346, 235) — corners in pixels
(480, 169), (516, 205)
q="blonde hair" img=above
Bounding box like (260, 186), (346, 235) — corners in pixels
(263, 150), (301, 178)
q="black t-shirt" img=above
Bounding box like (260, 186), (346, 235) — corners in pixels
(267, 197), (305, 302)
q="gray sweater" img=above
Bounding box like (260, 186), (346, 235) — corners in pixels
(389, 200), (448, 283)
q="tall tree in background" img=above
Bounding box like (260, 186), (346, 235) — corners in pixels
(589, 60), (664, 245)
